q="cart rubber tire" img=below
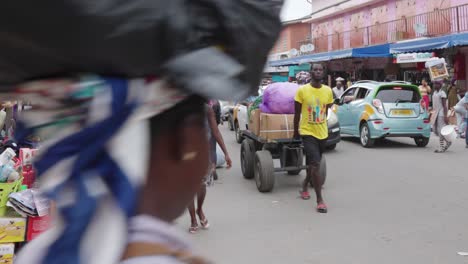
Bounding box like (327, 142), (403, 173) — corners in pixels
(235, 121), (244, 144)
(414, 136), (430, 147)
(310, 156), (327, 187)
(241, 139), (255, 179)
(286, 149), (303, 175)
(254, 151), (275, 193)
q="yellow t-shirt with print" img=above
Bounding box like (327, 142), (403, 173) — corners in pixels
(294, 84), (334, 140)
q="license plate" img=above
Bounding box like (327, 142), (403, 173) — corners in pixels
(391, 109), (413, 115)
(332, 128), (340, 133)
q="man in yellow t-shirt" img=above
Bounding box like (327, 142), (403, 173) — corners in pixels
(294, 63), (334, 213)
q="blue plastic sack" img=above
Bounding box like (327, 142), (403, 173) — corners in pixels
(260, 82), (300, 114)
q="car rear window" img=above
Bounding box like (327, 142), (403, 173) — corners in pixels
(375, 86), (421, 103)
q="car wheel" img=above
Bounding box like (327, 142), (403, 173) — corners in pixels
(235, 122), (244, 144)
(414, 137), (430, 147)
(227, 115), (234, 131)
(326, 144), (337, 151)
(360, 123), (375, 148)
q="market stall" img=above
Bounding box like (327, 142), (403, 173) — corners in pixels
(0, 103), (52, 264)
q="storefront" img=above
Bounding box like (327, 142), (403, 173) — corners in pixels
(389, 32), (468, 86)
(393, 52), (436, 85)
(454, 47), (467, 94)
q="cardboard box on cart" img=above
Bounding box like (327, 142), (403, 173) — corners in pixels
(259, 113), (295, 141)
(248, 109), (261, 136)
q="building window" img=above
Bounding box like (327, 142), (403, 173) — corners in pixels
(282, 37), (288, 51)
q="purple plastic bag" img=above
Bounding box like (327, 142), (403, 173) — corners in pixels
(260, 82), (300, 114)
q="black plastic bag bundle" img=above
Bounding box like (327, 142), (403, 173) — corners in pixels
(0, 0), (283, 100)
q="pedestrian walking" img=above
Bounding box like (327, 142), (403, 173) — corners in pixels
(332, 77), (346, 99)
(208, 99), (222, 180)
(294, 63), (334, 213)
(188, 105), (232, 234)
(431, 80), (452, 153)
(454, 92), (468, 138)
(419, 79), (432, 109)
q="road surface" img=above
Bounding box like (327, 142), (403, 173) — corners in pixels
(179, 125), (468, 264)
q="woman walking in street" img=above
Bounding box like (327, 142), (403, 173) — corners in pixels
(188, 105), (232, 234)
(419, 78), (432, 109)
(431, 80), (452, 153)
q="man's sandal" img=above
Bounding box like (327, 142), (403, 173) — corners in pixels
(200, 219), (210, 230)
(317, 203), (328, 213)
(189, 225), (199, 234)
(300, 191), (311, 200)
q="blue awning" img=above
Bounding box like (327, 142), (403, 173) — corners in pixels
(269, 43), (391, 67)
(352, 43), (391, 57)
(390, 32), (468, 54)
(451, 32), (468, 47)
(269, 49), (353, 67)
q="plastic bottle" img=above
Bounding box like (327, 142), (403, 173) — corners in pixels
(0, 164), (15, 182)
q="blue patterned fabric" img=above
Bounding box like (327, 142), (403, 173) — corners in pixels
(5, 76), (187, 264)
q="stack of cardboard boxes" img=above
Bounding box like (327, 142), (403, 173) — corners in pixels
(249, 109), (295, 141)
(0, 209), (26, 264)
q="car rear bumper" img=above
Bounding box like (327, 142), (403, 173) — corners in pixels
(327, 123), (341, 146)
(368, 119), (431, 138)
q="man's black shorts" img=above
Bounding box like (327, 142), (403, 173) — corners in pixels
(302, 136), (326, 164)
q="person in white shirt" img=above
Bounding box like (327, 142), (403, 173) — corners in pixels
(454, 92), (468, 140)
(332, 77), (345, 99)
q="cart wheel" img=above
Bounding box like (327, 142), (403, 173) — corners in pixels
(286, 149), (303, 175)
(310, 156), (327, 187)
(241, 139), (255, 179)
(254, 151), (275, 193)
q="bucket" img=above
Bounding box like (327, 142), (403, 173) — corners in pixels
(441, 125), (457, 142)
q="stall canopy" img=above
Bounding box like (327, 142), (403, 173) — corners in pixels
(390, 32), (468, 54)
(353, 43), (391, 57)
(269, 43), (391, 67)
(269, 49), (352, 67)
(451, 32), (468, 47)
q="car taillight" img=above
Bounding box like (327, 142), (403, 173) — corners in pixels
(372, 99), (384, 114)
(420, 99), (427, 114)
(423, 118), (430, 124)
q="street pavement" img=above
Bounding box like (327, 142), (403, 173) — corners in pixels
(178, 124), (467, 264)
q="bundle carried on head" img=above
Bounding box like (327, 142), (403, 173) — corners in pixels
(0, 0), (283, 101)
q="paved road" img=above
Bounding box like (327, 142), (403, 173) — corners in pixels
(179, 125), (467, 264)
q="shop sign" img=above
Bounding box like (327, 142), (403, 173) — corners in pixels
(396, 52), (435, 63)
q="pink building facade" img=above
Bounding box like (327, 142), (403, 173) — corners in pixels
(302, 0), (468, 53)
